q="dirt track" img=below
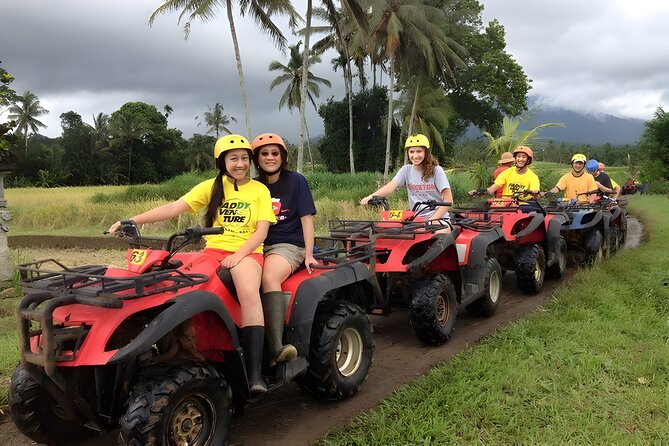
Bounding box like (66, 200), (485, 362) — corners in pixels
(0, 217), (643, 445)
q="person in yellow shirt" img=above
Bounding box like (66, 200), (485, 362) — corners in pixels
(547, 153), (597, 203)
(599, 162), (621, 200)
(107, 134), (276, 395)
(469, 146), (541, 210)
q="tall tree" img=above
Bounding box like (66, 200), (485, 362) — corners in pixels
(269, 41), (331, 112)
(7, 91), (49, 165)
(149, 0), (299, 138)
(199, 103), (237, 138)
(369, 0), (464, 179)
(296, 0), (368, 173)
(482, 110), (565, 159)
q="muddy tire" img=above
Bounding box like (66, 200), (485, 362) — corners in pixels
(608, 226), (620, 253)
(409, 274), (458, 345)
(119, 363), (233, 446)
(584, 229), (604, 264)
(302, 302), (374, 400)
(9, 365), (94, 445)
(514, 244), (546, 294)
(466, 258), (502, 317)
(546, 236), (567, 279)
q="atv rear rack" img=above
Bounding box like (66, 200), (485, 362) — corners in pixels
(17, 259), (209, 302)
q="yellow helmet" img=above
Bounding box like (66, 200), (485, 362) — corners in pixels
(404, 134), (430, 150)
(571, 153), (587, 163)
(214, 134), (252, 159)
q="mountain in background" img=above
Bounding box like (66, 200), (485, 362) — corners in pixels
(466, 105), (646, 146)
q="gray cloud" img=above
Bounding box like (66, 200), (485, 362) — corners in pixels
(2, 0), (667, 140)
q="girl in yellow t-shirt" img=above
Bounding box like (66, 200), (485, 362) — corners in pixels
(107, 134), (276, 395)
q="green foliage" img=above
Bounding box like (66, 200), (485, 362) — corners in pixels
(91, 171), (209, 203)
(639, 107), (669, 183)
(318, 86), (400, 173)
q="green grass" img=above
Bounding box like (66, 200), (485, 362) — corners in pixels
(317, 194), (669, 445)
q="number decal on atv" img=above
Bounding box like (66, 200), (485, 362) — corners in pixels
(388, 210), (404, 220)
(130, 249), (147, 265)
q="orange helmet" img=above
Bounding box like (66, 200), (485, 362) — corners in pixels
(251, 133), (287, 153)
(251, 132), (288, 173)
(512, 145), (533, 164)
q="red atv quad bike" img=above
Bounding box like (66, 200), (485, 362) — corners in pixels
(328, 197), (505, 346)
(454, 190), (569, 293)
(9, 222), (376, 446)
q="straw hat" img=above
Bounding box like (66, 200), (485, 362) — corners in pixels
(498, 151), (514, 164)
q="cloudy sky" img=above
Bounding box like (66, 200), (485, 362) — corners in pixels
(2, 0), (669, 141)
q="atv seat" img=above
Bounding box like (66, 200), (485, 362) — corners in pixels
(217, 267), (239, 303)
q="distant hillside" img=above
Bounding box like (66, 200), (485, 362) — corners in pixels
(466, 107), (646, 146)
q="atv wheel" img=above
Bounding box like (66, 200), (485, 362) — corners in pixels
(584, 229), (604, 264)
(409, 274), (458, 345)
(546, 236), (567, 279)
(608, 226), (620, 253)
(514, 244), (546, 294)
(9, 365), (94, 445)
(119, 363), (233, 446)
(466, 258), (502, 317)
(302, 302), (373, 400)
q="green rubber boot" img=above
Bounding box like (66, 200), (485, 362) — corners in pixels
(261, 291), (298, 366)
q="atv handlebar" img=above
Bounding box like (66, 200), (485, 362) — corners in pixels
(366, 196), (390, 210)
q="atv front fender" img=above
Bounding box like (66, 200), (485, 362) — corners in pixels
(288, 262), (373, 356)
(569, 210), (602, 230)
(406, 233), (457, 274)
(109, 290), (239, 364)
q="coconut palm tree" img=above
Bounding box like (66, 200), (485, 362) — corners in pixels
(269, 41), (331, 168)
(397, 82), (454, 154)
(295, 0), (368, 173)
(92, 112), (111, 152)
(149, 0), (299, 138)
(311, 4), (369, 173)
(198, 103), (237, 138)
(7, 90), (49, 165)
(369, 0), (465, 180)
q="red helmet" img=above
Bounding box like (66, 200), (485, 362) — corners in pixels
(513, 145), (533, 164)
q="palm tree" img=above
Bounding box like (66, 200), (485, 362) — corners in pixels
(92, 112), (110, 152)
(108, 112), (143, 183)
(295, 0), (368, 173)
(269, 41), (331, 168)
(269, 42), (331, 112)
(483, 109), (566, 159)
(311, 4), (369, 173)
(163, 104), (173, 119)
(198, 103), (237, 138)
(8, 91), (49, 164)
(149, 0), (299, 138)
(369, 0), (465, 180)
(398, 82), (454, 154)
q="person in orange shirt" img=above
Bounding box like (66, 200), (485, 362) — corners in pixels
(547, 153), (598, 203)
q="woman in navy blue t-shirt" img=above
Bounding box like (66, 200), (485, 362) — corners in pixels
(251, 132), (317, 366)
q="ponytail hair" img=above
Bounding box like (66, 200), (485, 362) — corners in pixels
(204, 157), (226, 227)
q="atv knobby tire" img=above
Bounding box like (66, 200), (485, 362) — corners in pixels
(608, 226), (621, 253)
(546, 236), (567, 279)
(302, 302), (373, 400)
(409, 274), (458, 345)
(514, 244), (546, 294)
(584, 229), (604, 264)
(119, 363), (233, 446)
(466, 257), (502, 317)
(9, 365), (94, 445)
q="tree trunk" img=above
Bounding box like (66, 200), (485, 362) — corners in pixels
(226, 0), (251, 139)
(305, 118), (314, 169)
(297, 0), (313, 174)
(383, 58), (394, 181)
(407, 78), (421, 136)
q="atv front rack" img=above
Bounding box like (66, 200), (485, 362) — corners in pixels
(328, 218), (452, 239)
(18, 259), (209, 302)
(312, 237), (376, 269)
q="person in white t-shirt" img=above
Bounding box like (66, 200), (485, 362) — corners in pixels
(360, 134), (452, 228)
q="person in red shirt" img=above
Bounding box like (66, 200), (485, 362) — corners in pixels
(492, 151), (514, 198)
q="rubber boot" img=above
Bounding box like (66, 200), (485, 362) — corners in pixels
(261, 291), (298, 366)
(241, 326), (267, 396)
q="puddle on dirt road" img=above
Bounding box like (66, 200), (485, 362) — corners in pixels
(625, 216), (643, 249)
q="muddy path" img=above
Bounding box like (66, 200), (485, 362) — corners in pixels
(0, 217), (643, 445)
